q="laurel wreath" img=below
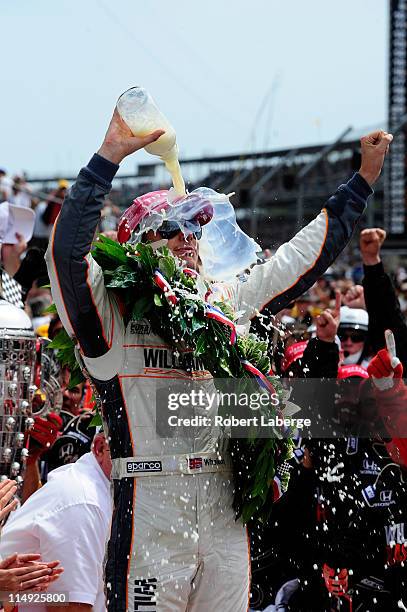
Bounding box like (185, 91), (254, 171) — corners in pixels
(48, 235), (293, 523)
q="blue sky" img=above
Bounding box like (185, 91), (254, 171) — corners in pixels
(0, 0), (387, 177)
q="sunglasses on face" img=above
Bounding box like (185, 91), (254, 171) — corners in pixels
(157, 220), (202, 241)
(338, 330), (366, 343)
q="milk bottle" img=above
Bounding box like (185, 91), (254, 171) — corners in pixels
(116, 87), (185, 195)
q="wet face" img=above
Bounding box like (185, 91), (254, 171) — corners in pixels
(338, 328), (366, 357)
(145, 229), (199, 270)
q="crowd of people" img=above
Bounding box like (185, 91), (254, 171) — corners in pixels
(0, 116), (406, 612)
(248, 226), (407, 610)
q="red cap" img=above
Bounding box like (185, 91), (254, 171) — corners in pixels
(281, 340), (308, 372)
(337, 364), (369, 379)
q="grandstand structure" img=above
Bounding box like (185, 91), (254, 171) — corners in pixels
(27, 130), (388, 250)
(23, 2), (407, 253)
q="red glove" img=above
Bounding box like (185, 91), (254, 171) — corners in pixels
(367, 348), (403, 390)
(25, 413), (63, 463)
(322, 563), (349, 596)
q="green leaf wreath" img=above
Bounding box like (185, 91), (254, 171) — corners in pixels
(49, 235), (293, 524)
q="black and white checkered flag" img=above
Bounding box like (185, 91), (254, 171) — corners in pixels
(0, 269), (23, 309)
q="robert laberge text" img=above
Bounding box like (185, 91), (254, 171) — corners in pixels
(168, 415), (311, 429)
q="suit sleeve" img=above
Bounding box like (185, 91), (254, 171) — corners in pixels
(363, 261), (407, 372)
(236, 173), (372, 322)
(45, 154), (122, 361)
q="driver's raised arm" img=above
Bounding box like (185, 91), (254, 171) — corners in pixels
(236, 130), (392, 323)
(46, 154), (120, 359)
(45, 110), (163, 362)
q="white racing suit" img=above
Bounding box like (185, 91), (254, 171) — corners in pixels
(46, 153), (372, 612)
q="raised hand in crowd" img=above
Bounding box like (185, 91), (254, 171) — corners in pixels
(360, 227), (386, 266)
(361, 226), (407, 371)
(358, 131), (393, 186)
(367, 331), (407, 469)
(0, 479), (18, 523)
(368, 330), (403, 391)
(343, 284), (366, 309)
(25, 413), (63, 463)
(315, 290), (341, 343)
(0, 553), (63, 592)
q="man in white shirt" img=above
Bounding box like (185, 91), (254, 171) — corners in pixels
(0, 432), (112, 612)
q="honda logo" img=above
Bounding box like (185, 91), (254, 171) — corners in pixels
(59, 442), (74, 461)
(380, 490), (393, 503)
(362, 459), (379, 472)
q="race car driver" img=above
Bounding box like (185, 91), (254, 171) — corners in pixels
(45, 106), (391, 612)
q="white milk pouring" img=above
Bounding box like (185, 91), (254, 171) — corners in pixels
(116, 87), (185, 195)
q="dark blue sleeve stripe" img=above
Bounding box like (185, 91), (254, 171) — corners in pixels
(52, 160), (118, 358)
(93, 373), (135, 608)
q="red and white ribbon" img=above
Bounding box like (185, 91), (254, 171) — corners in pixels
(204, 304), (237, 345)
(272, 475), (283, 501)
(240, 359), (277, 395)
(153, 270), (178, 306)
(240, 361), (288, 432)
(204, 288), (212, 302)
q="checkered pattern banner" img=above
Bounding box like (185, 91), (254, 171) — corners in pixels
(0, 270), (23, 309)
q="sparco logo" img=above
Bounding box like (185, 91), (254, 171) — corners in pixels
(134, 578), (157, 611)
(128, 461), (162, 473)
